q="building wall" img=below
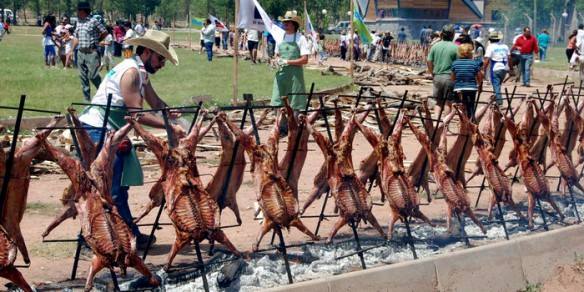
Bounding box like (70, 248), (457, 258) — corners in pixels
(449, 0), (482, 22)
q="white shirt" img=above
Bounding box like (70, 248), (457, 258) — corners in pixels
(340, 35), (347, 47)
(134, 24), (145, 36)
(484, 43), (510, 71)
(124, 28), (137, 42)
(274, 33), (311, 56)
(202, 24), (216, 43)
(577, 29), (584, 52)
(80, 56), (148, 128)
(55, 24), (66, 35)
(246, 29), (259, 42)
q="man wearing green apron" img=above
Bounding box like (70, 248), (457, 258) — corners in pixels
(79, 30), (184, 249)
(271, 11), (311, 133)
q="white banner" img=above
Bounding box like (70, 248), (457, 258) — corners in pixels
(238, 0), (283, 40)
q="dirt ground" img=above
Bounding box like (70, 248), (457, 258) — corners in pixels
(541, 260), (584, 292)
(3, 58), (577, 289)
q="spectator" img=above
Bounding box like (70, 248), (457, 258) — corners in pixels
(247, 29), (260, 63)
(574, 24), (584, 65)
(123, 21), (137, 58)
(452, 43), (483, 118)
(353, 32), (361, 61)
(483, 31), (509, 105)
(199, 25), (205, 55)
(340, 30), (348, 60)
(0, 18), (4, 41)
(427, 25), (458, 114)
(202, 18), (216, 61)
(55, 16), (69, 35)
(367, 30), (379, 62)
(265, 31), (276, 60)
(152, 20), (161, 31)
(113, 21), (125, 57)
(512, 26), (538, 87)
(62, 27), (75, 68)
(419, 26), (427, 45)
(100, 26), (114, 71)
(42, 15), (57, 68)
(537, 29), (550, 61)
(397, 27), (406, 43)
(221, 24), (229, 51)
(317, 33), (327, 65)
(73, 2), (107, 100)
(214, 26), (221, 49)
(134, 20), (145, 36)
(566, 30), (578, 63)
(381, 32), (393, 62)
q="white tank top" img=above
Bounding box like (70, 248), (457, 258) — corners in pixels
(79, 56), (148, 128)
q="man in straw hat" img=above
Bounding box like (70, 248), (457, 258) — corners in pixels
(73, 2), (107, 100)
(79, 29), (183, 249)
(483, 31), (510, 105)
(271, 10), (311, 134)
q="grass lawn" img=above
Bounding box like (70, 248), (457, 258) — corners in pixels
(533, 46), (570, 71)
(0, 26), (351, 118)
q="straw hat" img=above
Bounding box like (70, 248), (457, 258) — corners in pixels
(126, 30), (179, 65)
(488, 31), (502, 40)
(279, 10), (302, 27)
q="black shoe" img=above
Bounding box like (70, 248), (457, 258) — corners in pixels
(137, 233), (156, 250)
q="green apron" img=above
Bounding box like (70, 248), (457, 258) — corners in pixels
(88, 106), (144, 187)
(271, 34), (307, 110)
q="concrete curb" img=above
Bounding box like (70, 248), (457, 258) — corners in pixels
(265, 225), (584, 292)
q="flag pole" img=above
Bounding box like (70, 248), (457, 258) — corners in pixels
(188, 12), (192, 48)
(233, 0), (240, 104)
(349, 0), (354, 77)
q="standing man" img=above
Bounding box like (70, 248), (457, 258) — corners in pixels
(79, 30), (183, 248)
(512, 27), (538, 87)
(340, 30), (348, 60)
(397, 27), (407, 43)
(537, 29), (550, 61)
(73, 2), (107, 101)
(247, 28), (260, 63)
(427, 25), (458, 114)
(483, 31), (510, 105)
(202, 19), (216, 61)
(134, 20), (146, 37)
(419, 26), (427, 45)
(271, 11), (310, 133)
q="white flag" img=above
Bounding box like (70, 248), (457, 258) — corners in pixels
(238, 0), (284, 40)
(304, 7), (318, 44)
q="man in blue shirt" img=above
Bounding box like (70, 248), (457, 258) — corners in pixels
(537, 29), (550, 61)
(398, 27), (407, 43)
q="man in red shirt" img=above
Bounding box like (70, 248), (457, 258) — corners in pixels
(512, 27), (539, 87)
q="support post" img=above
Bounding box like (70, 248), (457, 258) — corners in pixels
(275, 226), (294, 284)
(194, 242), (210, 292)
(403, 217), (418, 259)
(349, 220), (367, 269)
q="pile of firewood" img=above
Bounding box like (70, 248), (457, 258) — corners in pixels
(352, 63), (432, 87)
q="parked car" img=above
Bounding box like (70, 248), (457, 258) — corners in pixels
(328, 21), (350, 34)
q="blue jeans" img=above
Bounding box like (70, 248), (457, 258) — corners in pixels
(204, 41), (213, 61)
(85, 125), (141, 236)
(221, 31), (229, 50)
(519, 54), (533, 86)
(539, 47), (547, 61)
(491, 69), (507, 105)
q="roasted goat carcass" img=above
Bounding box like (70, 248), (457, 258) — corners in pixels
(300, 105), (370, 213)
(128, 115), (241, 270)
(466, 101), (508, 183)
(278, 97), (320, 198)
(0, 117), (62, 291)
(407, 116), (486, 234)
(43, 123), (160, 291)
(355, 113), (434, 237)
(455, 105), (524, 220)
(505, 109), (565, 228)
(221, 111), (320, 251)
(43, 108), (96, 238)
(538, 100), (584, 193)
(407, 99), (444, 202)
(504, 99), (544, 171)
(310, 113), (387, 243)
(358, 98), (392, 186)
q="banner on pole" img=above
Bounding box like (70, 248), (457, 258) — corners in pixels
(304, 6), (318, 44)
(353, 0), (372, 44)
(209, 14), (229, 32)
(237, 0), (284, 40)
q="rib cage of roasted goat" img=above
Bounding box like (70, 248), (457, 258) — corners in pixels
(504, 100), (565, 228)
(43, 122), (159, 291)
(220, 110), (320, 250)
(128, 114), (241, 270)
(310, 112), (387, 243)
(407, 112), (486, 234)
(0, 116), (62, 292)
(355, 111), (434, 237)
(454, 105), (524, 220)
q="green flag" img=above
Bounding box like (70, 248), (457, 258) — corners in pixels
(353, 0), (372, 44)
(192, 17), (204, 29)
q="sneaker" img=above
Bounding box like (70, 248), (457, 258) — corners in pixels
(137, 233), (156, 250)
